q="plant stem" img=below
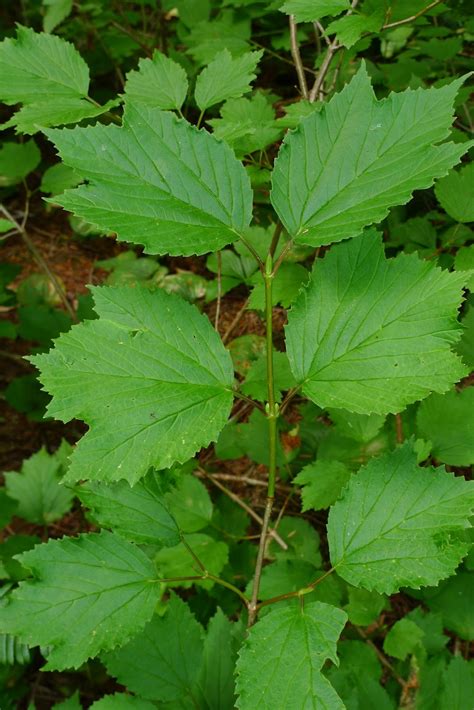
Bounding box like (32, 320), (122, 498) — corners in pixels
(382, 0), (443, 29)
(308, 0), (358, 102)
(179, 533), (249, 605)
(269, 221), (283, 258)
(248, 254), (279, 626)
(257, 567), (335, 609)
(214, 250), (222, 331)
(289, 15), (309, 99)
(248, 498), (274, 625)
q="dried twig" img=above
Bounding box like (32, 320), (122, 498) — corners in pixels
(289, 15), (309, 99)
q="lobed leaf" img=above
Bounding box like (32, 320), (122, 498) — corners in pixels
(236, 602), (347, 709)
(104, 595), (204, 703)
(124, 51), (188, 111)
(46, 102), (253, 256)
(271, 64), (471, 248)
(77, 473), (180, 546)
(0, 531), (159, 669)
(328, 443), (474, 593)
(285, 231), (467, 414)
(31, 286), (234, 484)
(195, 49), (262, 112)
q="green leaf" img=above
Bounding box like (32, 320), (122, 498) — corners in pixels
(285, 232), (467, 415)
(0, 218), (15, 234)
(295, 460), (352, 511)
(0, 27), (89, 104)
(425, 571), (474, 640)
(155, 533), (228, 590)
(0, 140), (41, 186)
(90, 695), (156, 710)
(124, 51), (188, 111)
(417, 388), (474, 466)
(208, 93), (280, 156)
(4, 443), (73, 524)
(248, 262), (309, 310)
(344, 587), (387, 626)
(455, 244), (474, 291)
(40, 162), (81, 195)
(5, 98), (120, 135)
(0, 531), (159, 669)
(435, 163), (474, 223)
(0, 490), (18, 529)
(195, 49), (262, 112)
(439, 656), (474, 710)
(77, 473), (180, 546)
(235, 602), (347, 709)
(47, 102), (252, 256)
(104, 595), (204, 703)
(43, 0), (73, 34)
(240, 351), (297, 403)
(165, 474), (213, 533)
(197, 609), (237, 709)
(325, 641), (393, 710)
(273, 517), (322, 567)
(271, 65), (470, 248)
(328, 443), (474, 593)
(383, 618), (424, 660)
(406, 608), (448, 655)
(51, 691), (82, 709)
(279, 0), (349, 22)
(456, 306), (474, 368)
(326, 12), (383, 48)
(31, 286), (234, 484)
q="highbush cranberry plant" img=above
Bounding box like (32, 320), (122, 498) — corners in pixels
(0, 24), (473, 710)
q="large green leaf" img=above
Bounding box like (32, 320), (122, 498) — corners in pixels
(236, 602), (347, 709)
(104, 595), (204, 703)
(0, 531), (159, 669)
(417, 388), (474, 466)
(47, 102), (252, 256)
(4, 442), (74, 524)
(0, 26), (88, 103)
(124, 51), (188, 111)
(271, 65), (470, 247)
(328, 443), (474, 593)
(194, 49), (262, 112)
(0, 27), (106, 133)
(77, 472), (180, 546)
(196, 609), (237, 709)
(285, 232), (467, 414)
(31, 286), (234, 484)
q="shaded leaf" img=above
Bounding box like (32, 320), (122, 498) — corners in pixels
(124, 51), (188, 111)
(417, 388), (474, 466)
(195, 49), (262, 112)
(104, 595), (204, 703)
(271, 65), (470, 247)
(0, 531), (159, 669)
(236, 602), (347, 709)
(285, 232), (467, 414)
(47, 102), (252, 256)
(328, 443), (474, 593)
(77, 473), (180, 546)
(31, 286), (234, 484)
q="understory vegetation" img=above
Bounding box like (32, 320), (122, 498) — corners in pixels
(0, 0), (473, 708)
